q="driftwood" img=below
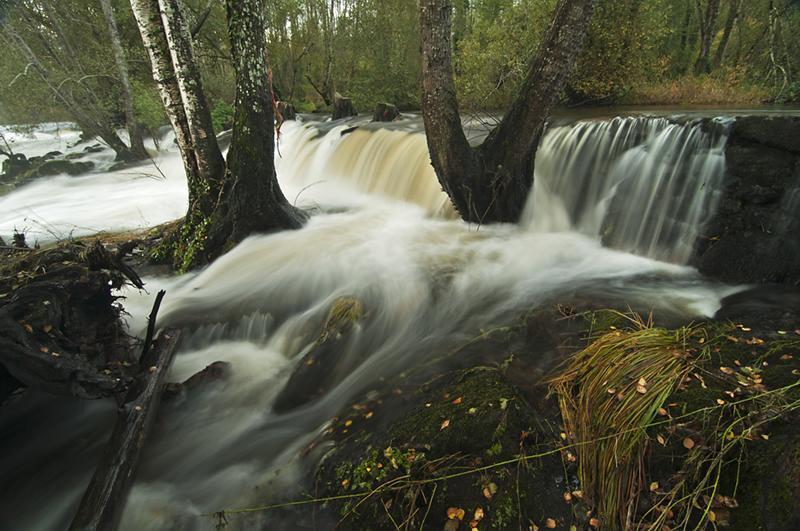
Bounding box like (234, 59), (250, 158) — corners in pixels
(372, 102), (399, 122)
(0, 241), (142, 398)
(69, 326), (181, 531)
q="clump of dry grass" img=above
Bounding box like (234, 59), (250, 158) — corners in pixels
(628, 70), (770, 105)
(551, 313), (705, 529)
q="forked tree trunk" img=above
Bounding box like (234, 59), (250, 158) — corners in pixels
(130, 0), (205, 215)
(99, 0), (148, 160)
(694, 0), (720, 74)
(206, 0), (305, 247)
(420, 0), (595, 224)
(158, 0), (225, 189)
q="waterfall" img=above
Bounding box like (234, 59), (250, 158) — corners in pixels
(525, 116), (730, 263)
(277, 115), (730, 264)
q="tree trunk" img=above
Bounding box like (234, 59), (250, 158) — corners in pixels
(206, 0), (305, 249)
(694, 0), (720, 74)
(372, 102), (399, 122)
(712, 0), (741, 68)
(99, 0), (148, 161)
(158, 0), (225, 190)
(420, 0), (595, 224)
(130, 0), (203, 211)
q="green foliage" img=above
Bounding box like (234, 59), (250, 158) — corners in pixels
(132, 81), (166, 131)
(210, 100), (234, 134)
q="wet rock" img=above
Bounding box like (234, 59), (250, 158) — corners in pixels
(64, 152), (85, 160)
(83, 144), (105, 154)
(36, 159), (95, 176)
(163, 361), (231, 404)
(1, 153), (30, 181)
(273, 297), (364, 413)
(692, 115), (800, 285)
(42, 150), (62, 160)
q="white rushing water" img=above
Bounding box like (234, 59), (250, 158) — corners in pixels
(0, 116), (741, 529)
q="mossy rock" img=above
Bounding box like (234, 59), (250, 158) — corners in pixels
(316, 367), (577, 530)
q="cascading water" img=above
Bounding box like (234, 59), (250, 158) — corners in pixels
(0, 114), (741, 530)
(525, 116), (730, 263)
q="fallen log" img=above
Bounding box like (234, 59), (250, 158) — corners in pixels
(69, 325), (182, 531)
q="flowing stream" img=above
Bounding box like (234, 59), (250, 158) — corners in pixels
(0, 112), (744, 529)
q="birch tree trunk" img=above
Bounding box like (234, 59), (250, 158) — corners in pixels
(420, 0), (595, 224)
(99, 0), (148, 160)
(158, 0), (225, 190)
(130, 0), (202, 210)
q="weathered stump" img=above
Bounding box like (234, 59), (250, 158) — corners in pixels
(372, 102), (399, 122)
(332, 95), (357, 120)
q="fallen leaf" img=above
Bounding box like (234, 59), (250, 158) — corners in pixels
(717, 399), (726, 405)
(344, 419), (353, 427)
(563, 491), (572, 502)
(683, 437), (696, 450)
(781, 355), (794, 361)
(545, 518), (557, 529)
(589, 518), (600, 528)
(638, 377), (648, 386)
(708, 510), (716, 522)
(468, 407), (477, 415)
(447, 507), (465, 520)
(39, 346), (49, 353)
(657, 407), (668, 416)
(656, 434), (666, 446)
(720, 366), (735, 375)
(636, 384), (647, 394)
(43, 324), (53, 333)
(649, 481), (659, 492)
(469, 520), (480, 529)
(365, 411), (374, 419)
(473, 507), (484, 521)
(572, 490), (583, 499)
(452, 396), (463, 405)
(761, 434), (770, 440)
(607, 387), (616, 394)
(51, 352), (60, 357)
(440, 419), (450, 430)
(23, 323), (33, 333)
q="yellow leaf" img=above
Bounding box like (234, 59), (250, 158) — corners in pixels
(761, 434), (770, 440)
(545, 518), (557, 529)
(636, 384), (647, 394)
(720, 366), (735, 375)
(650, 481), (659, 492)
(440, 419), (450, 430)
(657, 407), (668, 416)
(708, 510), (716, 522)
(344, 419), (353, 427)
(473, 507), (484, 521)
(657, 434), (666, 446)
(563, 491), (572, 502)
(638, 377), (648, 386)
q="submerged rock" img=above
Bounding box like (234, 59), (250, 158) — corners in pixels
(36, 159), (95, 176)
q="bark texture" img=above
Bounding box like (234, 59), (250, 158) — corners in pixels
(209, 0), (305, 248)
(420, 0), (595, 224)
(713, 0), (742, 68)
(100, 0), (148, 160)
(694, 0), (721, 74)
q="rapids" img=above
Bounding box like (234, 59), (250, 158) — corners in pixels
(0, 113), (743, 529)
